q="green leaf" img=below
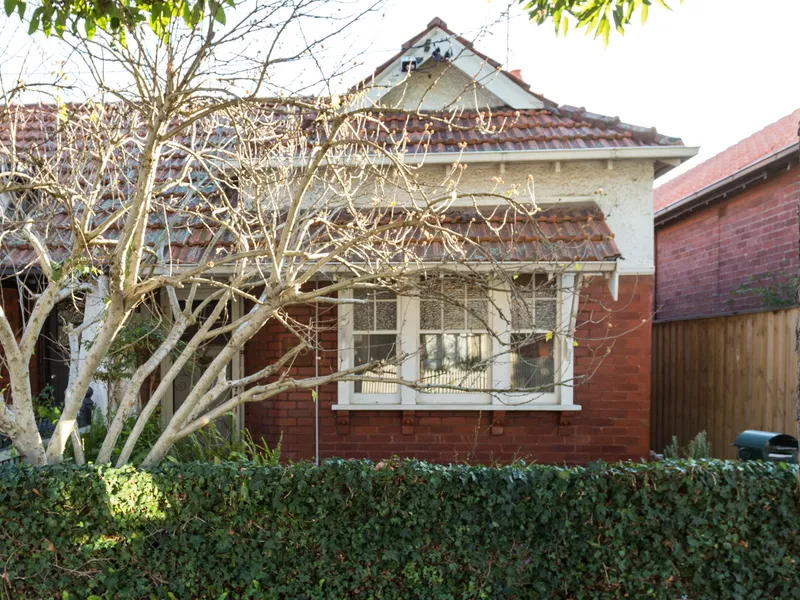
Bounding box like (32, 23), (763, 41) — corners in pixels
(27, 6), (42, 35)
(4, 0), (15, 18)
(214, 3), (225, 24)
(85, 16), (96, 38)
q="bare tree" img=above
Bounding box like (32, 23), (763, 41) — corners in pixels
(0, 1), (615, 467)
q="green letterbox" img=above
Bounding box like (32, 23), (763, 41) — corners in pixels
(733, 430), (798, 462)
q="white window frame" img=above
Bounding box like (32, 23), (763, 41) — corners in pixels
(344, 289), (402, 405)
(335, 272), (581, 411)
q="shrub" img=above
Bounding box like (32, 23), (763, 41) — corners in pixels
(663, 430), (711, 459)
(0, 459), (798, 599)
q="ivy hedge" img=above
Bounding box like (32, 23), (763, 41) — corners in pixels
(1, 459), (799, 599)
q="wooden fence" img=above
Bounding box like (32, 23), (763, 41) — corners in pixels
(651, 308), (799, 459)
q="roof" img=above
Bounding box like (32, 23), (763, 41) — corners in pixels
(655, 108), (800, 212)
(351, 202), (620, 263)
(2, 201), (620, 267)
(354, 17), (686, 156)
(421, 202), (620, 262)
(355, 17), (553, 108)
(375, 107), (682, 155)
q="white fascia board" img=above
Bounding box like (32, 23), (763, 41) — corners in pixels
(362, 27), (543, 110)
(392, 145), (700, 165)
(448, 52), (544, 109)
(282, 146), (699, 169)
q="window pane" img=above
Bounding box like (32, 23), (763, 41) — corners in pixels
(535, 299), (557, 331)
(420, 333), (489, 393)
(510, 334), (555, 392)
(442, 300), (464, 329)
(420, 299), (441, 329)
(511, 296), (533, 330)
(354, 334), (398, 394)
(535, 274), (556, 297)
(353, 302), (373, 331)
(467, 299), (488, 329)
(375, 301), (397, 330)
(353, 289), (397, 332)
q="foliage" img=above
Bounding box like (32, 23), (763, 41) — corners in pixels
(0, 459), (797, 599)
(78, 407), (281, 465)
(663, 430), (711, 459)
(520, 0), (680, 44)
(730, 271), (800, 309)
(2, 0), (235, 43)
(92, 318), (189, 385)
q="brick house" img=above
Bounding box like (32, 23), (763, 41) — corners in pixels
(654, 109), (800, 321)
(240, 18), (694, 463)
(1, 18), (697, 464)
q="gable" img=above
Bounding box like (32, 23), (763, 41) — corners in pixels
(380, 59), (506, 111)
(358, 19), (546, 111)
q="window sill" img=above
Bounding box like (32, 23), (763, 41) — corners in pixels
(331, 403), (581, 412)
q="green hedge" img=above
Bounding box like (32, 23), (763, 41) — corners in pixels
(1, 460), (799, 599)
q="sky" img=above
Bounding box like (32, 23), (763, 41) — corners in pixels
(353, 0), (800, 185)
(1, 0), (798, 186)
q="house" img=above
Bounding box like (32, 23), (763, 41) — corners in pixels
(651, 109), (800, 458)
(0, 18), (696, 464)
(654, 109), (800, 320)
(239, 18), (694, 463)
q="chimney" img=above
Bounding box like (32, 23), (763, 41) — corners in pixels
(509, 69), (524, 81)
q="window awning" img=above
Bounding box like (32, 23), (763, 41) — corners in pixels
(401, 202), (621, 264)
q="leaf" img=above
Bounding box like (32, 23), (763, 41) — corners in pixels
(214, 3), (225, 24)
(4, 0), (15, 18)
(545, 331), (553, 342)
(85, 17), (96, 38)
(27, 6), (42, 35)
(641, 2), (649, 25)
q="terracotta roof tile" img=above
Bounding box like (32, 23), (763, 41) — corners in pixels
(367, 108), (682, 154)
(655, 108), (800, 211)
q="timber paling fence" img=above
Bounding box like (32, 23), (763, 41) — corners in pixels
(651, 307), (799, 459)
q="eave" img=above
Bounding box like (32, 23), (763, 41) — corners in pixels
(655, 142), (800, 228)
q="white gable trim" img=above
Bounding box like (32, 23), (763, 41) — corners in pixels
(361, 27), (544, 110)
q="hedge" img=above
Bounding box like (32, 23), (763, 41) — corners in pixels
(0, 459), (799, 599)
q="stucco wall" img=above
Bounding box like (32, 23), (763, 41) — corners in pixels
(380, 60), (505, 111)
(408, 159), (657, 275)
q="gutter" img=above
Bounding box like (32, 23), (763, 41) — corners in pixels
(655, 142), (800, 227)
(285, 145), (698, 169)
(387, 145), (699, 165)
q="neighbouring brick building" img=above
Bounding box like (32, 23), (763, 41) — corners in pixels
(654, 109), (800, 321)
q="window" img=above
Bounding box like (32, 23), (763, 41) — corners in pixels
(337, 272), (580, 411)
(510, 274), (557, 393)
(419, 278), (489, 393)
(352, 289), (398, 394)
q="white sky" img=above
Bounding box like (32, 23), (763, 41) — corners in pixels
(357, 0), (800, 185)
(1, 0), (798, 185)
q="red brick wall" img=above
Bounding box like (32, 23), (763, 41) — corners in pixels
(245, 275), (653, 464)
(655, 167), (800, 321)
